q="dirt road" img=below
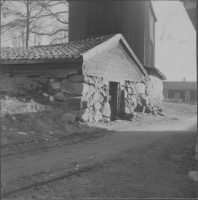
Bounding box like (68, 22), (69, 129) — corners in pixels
(1, 115), (197, 198)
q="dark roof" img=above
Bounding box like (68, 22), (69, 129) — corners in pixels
(1, 35), (114, 61)
(1, 34), (147, 76)
(143, 65), (166, 80)
(163, 81), (197, 90)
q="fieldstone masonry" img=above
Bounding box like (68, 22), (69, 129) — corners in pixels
(0, 70), (164, 123)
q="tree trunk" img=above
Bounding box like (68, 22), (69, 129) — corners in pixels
(26, 0), (30, 47)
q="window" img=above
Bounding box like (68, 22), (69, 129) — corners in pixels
(175, 93), (180, 99)
(185, 94), (190, 101)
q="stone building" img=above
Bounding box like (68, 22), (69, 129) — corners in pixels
(1, 34), (165, 122)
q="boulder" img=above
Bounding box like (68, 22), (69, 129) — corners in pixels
(62, 97), (83, 111)
(93, 111), (102, 122)
(141, 96), (150, 105)
(120, 106), (131, 114)
(63, 113), (76, 123)
(69, 75), (88, 83)
(135, 103), (144, 112)
(101, 101), (111, 117)
(124, 113), (136, 121)
(120, 99), (133, 107)
(83, 99), (94, 108)
(93, 102), (101, 111)
(61, 82), (89, 95)
(76, 108), (89, 122)
(88, 112), (93, 122)
(127, 87), (132, 94)
(145, 105), (153, 113)
(130, 106), (135, 113)
(121, 90), (128, 99)
(43, 93), (49, 98)
(55, 92), (66, 101)
(51, 82), (60, 90)
(93, 91), (104, 103)
(49, 78), (55, 83)
(49, 96), (55, 102)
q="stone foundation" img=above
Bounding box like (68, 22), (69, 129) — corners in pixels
(142, 75), (164, 103)
(1, 70), (164, 122)
(0, 71), (110, 123)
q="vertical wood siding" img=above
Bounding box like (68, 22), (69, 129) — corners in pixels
(69, 1), (155, 68)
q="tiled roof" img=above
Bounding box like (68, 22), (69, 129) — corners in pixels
(163, 81), (197, 90)
(1, 35), (114, 61)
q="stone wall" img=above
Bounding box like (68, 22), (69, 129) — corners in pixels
(1, 70), (164, 122)
(119, 76), (164, 120)
(0, 71), (111, 123)
(142, 75), (164, 103)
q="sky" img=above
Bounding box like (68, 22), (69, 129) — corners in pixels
(152, 1), (197, 81)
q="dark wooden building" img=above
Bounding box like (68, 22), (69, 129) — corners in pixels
(69, 1), (157, 68)
(163, 81), (197, 104)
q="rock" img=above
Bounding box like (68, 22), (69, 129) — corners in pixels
(18, 132), (27, 135)
(121, 90), (128, 99)
(63, 113), (76, 123)
(49, 96), (55, 102)
(127, 87), (132, 94)
(12, 116), (16, 121)
(93, 102), (101, 111)
(120, 106), (131, 114)
(93, 111), (102, 122)
(101, 101), (111, 117)
(83, 99), (94, 108)
(141, 96), (150, 105)
(62, 97), (83, 111)
(76, 108), (89, 122)
(51, 82), (60, 90)
(69, 75), (87, 83)
(120, 99), (133, 107)
(49, 78), (55, 83)
(145, 105), (153, 113)
(61, 82), (89, 95)
(87, 77), (95, 85)
(124, 113), (136, 121)
(93, 91), (104, 103)
(55, 92), (66, 101)
(43, 93), (49, 98)
(88, 112), (93, 122)
(131, 95), (137, 108)
(130, 106), (135, 113)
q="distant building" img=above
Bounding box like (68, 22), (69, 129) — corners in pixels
(163, 80), (197, 103)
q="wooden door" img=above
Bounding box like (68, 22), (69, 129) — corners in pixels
(109, 82), (119, 119)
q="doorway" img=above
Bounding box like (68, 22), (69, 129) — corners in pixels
(109, 82), (119, 119)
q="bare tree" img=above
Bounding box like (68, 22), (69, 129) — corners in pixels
(1, 0), (68, 47)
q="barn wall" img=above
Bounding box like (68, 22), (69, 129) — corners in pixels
(69, 1), (155, 68)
